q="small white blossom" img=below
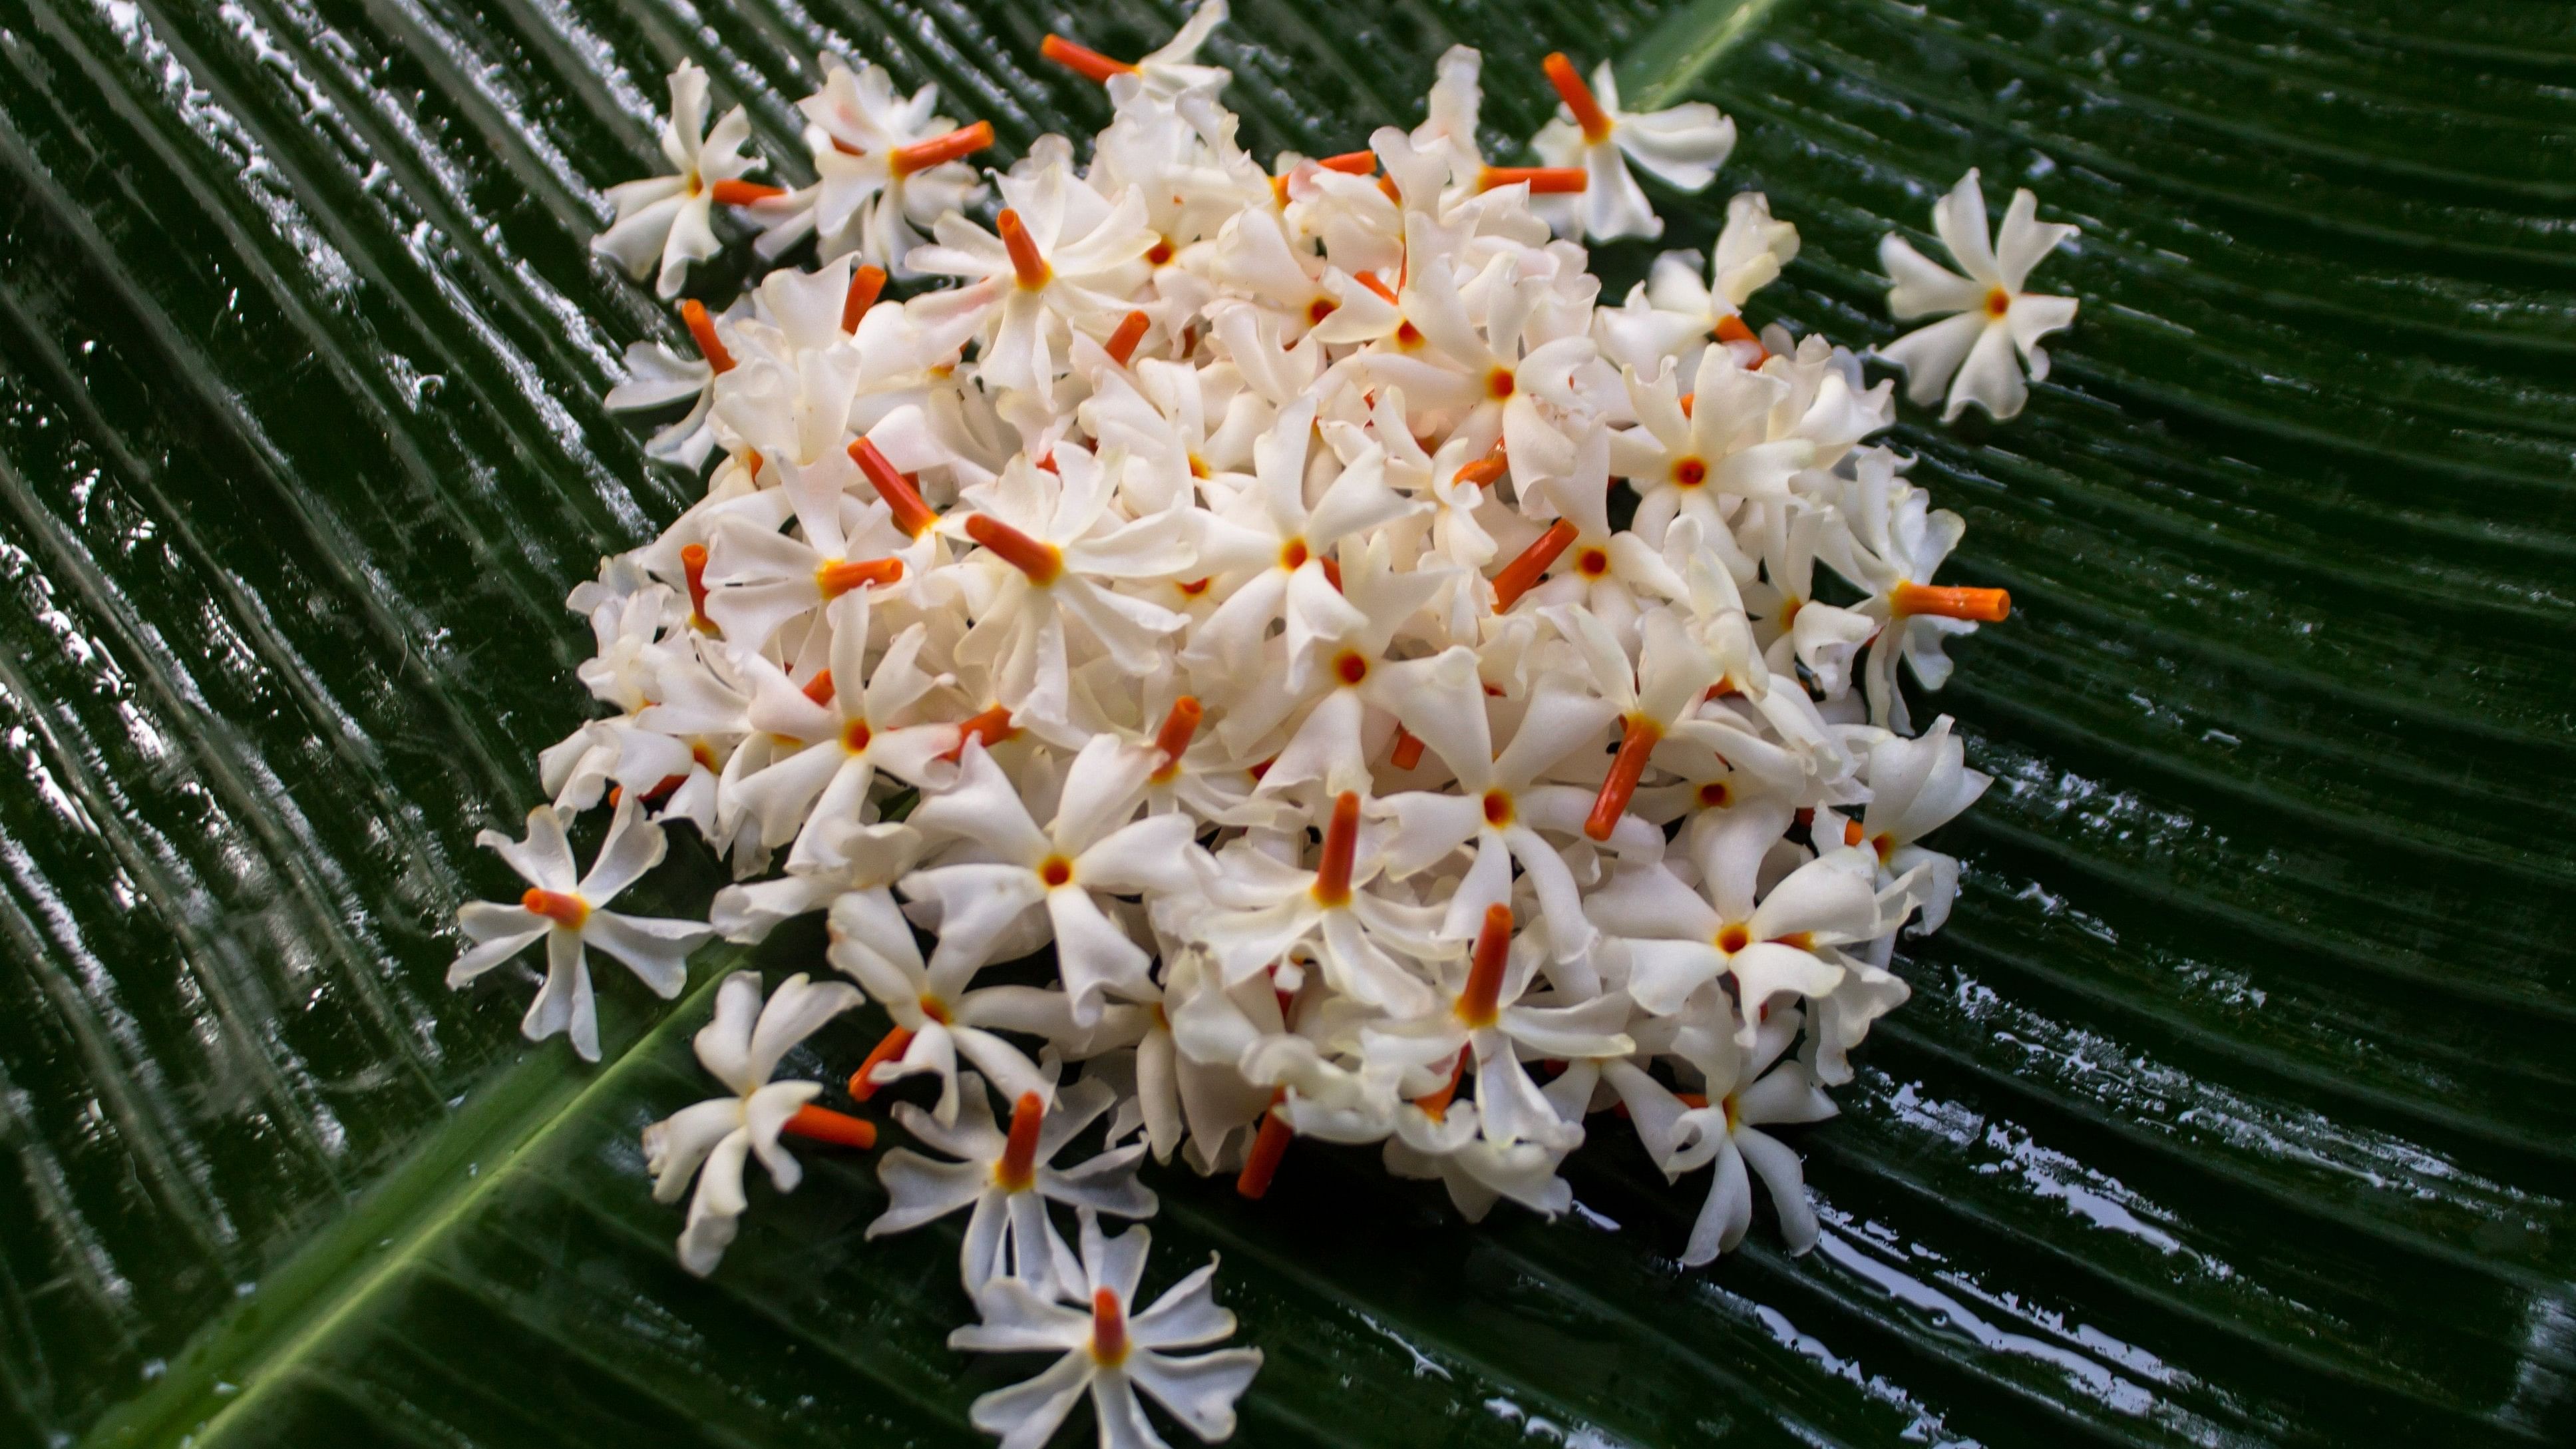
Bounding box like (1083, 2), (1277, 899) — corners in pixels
(1529, 53), (1736, 242)
(447, 794), (713, 1061)
(1876, 168), (2079, 421)
(592, 63), (770, 298)
(950, 1210), (1261, 1449)
(870, 1076), (1157, 1299)
(642, 971), (866, 1274)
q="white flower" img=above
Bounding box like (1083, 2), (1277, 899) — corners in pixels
(1041, 0), (1234, 102)
(1377, 647), (1619, 958)
(870, 1075), (1157, 1299)
(757, 59), (989, 274)
(1358, 254), (1598, 489)
(1598, 192), (1799, 374)
(1357, 904), (1629, 1149)
(943, 447), (1195, 727)
(1529, 53), (1735, 242)
(1551, 606), (1727, 844)
(641, 970), (866, 1274)
(699, 453), (910, 653)
(827, 885), (1063, 1124)
(950, 1209), (1262, 1449)
(1843, 713), (1989, 935)
(592, 63), (772, 298)
(447, 794), (714, 1061)
(909, 148), (1157, 404)
(603, 337), (717, 468)
(1876, 168), (2079, 422)
(1181, 395), (1422, 682)
(710, 819), (922, 942)
(725, 592), (954, 867)
(1184, 788), (1451, 1016)
(1380, 1098), (1576, 1222)
(902, 737), (1202, 1024)
(1585, 801), (1892, 1029)
(1639, 1000), (1837, 1262)
(1832, 452), (2011, 732)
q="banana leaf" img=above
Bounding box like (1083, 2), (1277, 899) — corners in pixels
(1, 0), (2570, 1445)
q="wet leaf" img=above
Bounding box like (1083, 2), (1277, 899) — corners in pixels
(1, 1), (2569, 1446)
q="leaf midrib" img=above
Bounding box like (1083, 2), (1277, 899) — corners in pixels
(81, 964), (737, 1449)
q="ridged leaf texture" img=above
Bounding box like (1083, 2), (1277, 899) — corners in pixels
(1, 0), (2570, 1445)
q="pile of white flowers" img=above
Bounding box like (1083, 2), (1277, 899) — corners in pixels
(445, 5), (2078, 1444)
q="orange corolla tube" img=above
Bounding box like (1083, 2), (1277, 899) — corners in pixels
(1479, 166), (1587, 194)
(890, 120), (993, 176)
(1892, 582), (2011, 622)
(1541, 53), (1613, 144)
(680, 299), (734, 373)
(848, 438), (941, 538)
(1491, 520), (1580, 610)
(1310, 791), (1360, 907)
(841, 264), (886, 333)
(1585, 718), (1661, 841)
(779, 1106), (877, 1149)
(1235, 1092), (1294, 1199)
(1041, 35), (1135, 83)
(1454, 903), (1514, 1029)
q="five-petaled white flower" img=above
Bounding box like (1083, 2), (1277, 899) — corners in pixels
(870, 1075), (1158, 1300)
(950, 1209), (1262, 1449)
(591, 62), (771, 298)
(641, 970), (870, 1274)
(1529, 53), (1736, 242)
(447, 793), (715, 1062)
(1876, 168), (2080, 422)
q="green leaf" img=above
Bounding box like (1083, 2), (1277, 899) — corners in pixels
(3, 0), (2570, 1446)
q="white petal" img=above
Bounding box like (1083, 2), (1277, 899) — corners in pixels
(1129, 1347), (1264, 1442)
(1735, 1126), (1820, 1253)
(1944, 318), (2028, 422)
(1876, 311), (1988, 411)
(968, 1350), (1093, 1449)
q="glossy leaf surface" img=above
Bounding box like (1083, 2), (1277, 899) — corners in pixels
(1, 0), (2569, 1445)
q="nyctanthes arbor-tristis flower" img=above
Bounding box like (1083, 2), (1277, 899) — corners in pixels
(1876, 168), (2080, 421)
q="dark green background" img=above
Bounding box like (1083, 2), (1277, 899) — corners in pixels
(1, 0), (2570, 1444)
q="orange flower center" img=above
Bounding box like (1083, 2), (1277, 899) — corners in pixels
(1039, 855), (1075, 888)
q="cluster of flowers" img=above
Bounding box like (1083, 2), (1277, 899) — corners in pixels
(445, 5), (2076, 1444)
